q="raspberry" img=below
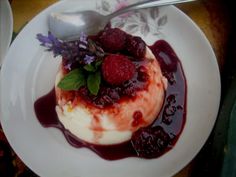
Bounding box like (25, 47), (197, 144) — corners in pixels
(131, 126), (171, 158)
(126, 36), (146, 59)
(102, 54), (135, 85)
(99, 28), (127, 52)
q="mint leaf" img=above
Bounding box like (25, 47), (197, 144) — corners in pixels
(95, 59), (103, 69)
(87, 71), (101, 95)
(57, 68), (86, 90)
(84, 64), (96, 72)
(84, 60), (103, 73)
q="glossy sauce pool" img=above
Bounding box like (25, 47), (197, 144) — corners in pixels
(34, 40), (187, 160)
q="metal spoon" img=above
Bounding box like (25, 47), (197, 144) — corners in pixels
(49, 0), (196, 41)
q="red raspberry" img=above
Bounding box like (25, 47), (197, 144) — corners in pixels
(102, 55), (135, 85)
(99, 28), (127, 52)
(126, 35), (146, 59)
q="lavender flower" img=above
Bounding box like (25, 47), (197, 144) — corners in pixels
(79, 32), (88, 44)
(36, 31), (104, 68)
(37, 32), (63, 57)
(64, 62), (72, 70)
(84, 55), (95, 64)
(37, 32), (105, 95)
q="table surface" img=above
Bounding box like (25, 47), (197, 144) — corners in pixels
(0, 0), (233, 176)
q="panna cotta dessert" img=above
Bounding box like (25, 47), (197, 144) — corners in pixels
(55, 46), (167, 145)
(35, 27), (187, 159)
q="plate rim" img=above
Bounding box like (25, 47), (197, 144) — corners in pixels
(0, 0), (221, 177)
(0, 0), (13, 64)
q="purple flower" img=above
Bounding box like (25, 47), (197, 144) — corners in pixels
(37, 33), (52, 46)
(37, 31), (104, 67)
(36, 32), (63, 57)
(84, 55), (95, 64)
(79, 32), (88, 44)
(64, 62), (72, 70)
(79, 43), (87, 49)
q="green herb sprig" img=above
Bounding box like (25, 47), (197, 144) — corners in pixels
(58, 59), (103, 95)
(37, 32), (105, 95)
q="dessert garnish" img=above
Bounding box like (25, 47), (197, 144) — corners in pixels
(37, 32), (104, 95)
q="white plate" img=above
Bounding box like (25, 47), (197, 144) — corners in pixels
(0, 0), (13, 65)
(0, 0), (220, 177)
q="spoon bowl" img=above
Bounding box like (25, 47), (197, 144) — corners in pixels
(49, 11), (108, 41)
(49, 0), (196, 41)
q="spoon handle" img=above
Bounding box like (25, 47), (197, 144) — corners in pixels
(107, 0), (196, 19)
